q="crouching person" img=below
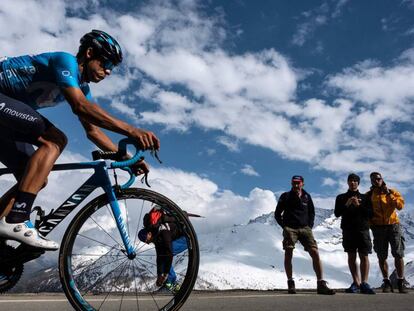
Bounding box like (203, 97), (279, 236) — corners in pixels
(138, 206), (188, 293)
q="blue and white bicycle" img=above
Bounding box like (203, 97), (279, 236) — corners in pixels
(0, 138), (199, 311)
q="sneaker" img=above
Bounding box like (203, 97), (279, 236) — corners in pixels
(345, 282), (360, 293)
(317, 280), (335, 295)
(381, 279), (394, 293)
(397, 279), (409, 294)
(165, 282), (181, 294)
(360, 282), (376, 295)
(287, 279), (296, 294)
(0, 218), (59, 250)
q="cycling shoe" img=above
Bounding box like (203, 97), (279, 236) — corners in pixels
(0, 218), (59, 250)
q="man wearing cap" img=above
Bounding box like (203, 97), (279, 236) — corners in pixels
(335, 173), (375, 294)
(366, 172), (407, 293)
(275, 175), (335, 295)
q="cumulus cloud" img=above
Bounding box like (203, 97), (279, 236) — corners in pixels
(240, 164), (260, 177)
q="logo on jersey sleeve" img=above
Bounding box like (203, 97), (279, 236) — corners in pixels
(61, 70), (71, 77)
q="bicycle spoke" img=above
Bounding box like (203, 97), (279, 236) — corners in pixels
(72, 253), (125, 258)
(132, 261), (140, 311)
(79, 257), (129, 295)
(118, 261), (132, 311)
(133, 199), (146, 247)
(73, 256), (126, 278)
(88, 215), (124, 250)
(96, 260), (130, 310)
(135, 257), (159, 271)
(136, 245), (157, 255)
(132, 260), (162, 310)
(77, 233), (124, 252)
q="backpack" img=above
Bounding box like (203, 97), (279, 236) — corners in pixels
(143, 206), (164, 229)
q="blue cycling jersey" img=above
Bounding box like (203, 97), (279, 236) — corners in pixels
(0, 52), (92, 110)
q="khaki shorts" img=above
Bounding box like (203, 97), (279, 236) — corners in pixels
(283, 226), (318, 252)
(371, 224), (405, 260)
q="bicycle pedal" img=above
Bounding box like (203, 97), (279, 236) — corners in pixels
(31, 206), (50, 228)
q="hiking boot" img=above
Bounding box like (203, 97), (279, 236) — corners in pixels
(397, 279), (408, 294)
(287, 279), (296, 294)
(381, 279), (394, 293)
(317, 280), (335, 295)
(345, 282), (359, 293)
(0, 218), (59, 250)
(360, 282), (376, 295)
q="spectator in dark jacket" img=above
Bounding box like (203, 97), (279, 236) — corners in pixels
(275, 175), (335, 295)
(335, 173), (375, 294)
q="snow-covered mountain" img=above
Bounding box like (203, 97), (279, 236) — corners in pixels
(10, 209), (414, 292)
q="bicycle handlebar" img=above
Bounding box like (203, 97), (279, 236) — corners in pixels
(110, 138), (145, 189)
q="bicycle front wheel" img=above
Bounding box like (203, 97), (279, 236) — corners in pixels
(59, 188), (199, 311)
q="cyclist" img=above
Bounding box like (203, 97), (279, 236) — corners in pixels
(0, 30), (159, 250)
(138, 207), (188, 293)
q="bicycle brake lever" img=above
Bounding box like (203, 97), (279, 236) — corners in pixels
(150, 149), (163, 164)
(141, 172), (151, 188)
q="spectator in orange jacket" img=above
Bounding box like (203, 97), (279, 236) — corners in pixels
(366, 172), (407, 293)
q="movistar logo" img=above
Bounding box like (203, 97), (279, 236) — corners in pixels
(14, 202), (27, 210)
(0, 103), (38, 122)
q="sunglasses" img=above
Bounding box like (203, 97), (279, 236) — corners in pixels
(100, 56), (116, 71)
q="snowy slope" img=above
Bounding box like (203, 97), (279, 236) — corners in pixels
(195, 209), (414, 290)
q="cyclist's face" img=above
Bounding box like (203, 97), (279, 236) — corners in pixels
(86, 58), (111, 83)
(84, 48), (112, 83)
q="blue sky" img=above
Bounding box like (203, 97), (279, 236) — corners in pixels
(1, 0), (414, 227)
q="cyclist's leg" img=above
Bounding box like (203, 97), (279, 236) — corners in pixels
(0, 93), (63, 249)
(167, 236), (188, 284)
(18, 125), (67, 194)
(0, 139), (34, 219)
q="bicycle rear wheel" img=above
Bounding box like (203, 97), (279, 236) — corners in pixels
(59, 188), (199, 311)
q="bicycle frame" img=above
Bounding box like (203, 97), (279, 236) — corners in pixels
(0, 158), (138, 257)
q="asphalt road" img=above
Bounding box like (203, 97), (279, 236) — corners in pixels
(0, 290), (413, 311)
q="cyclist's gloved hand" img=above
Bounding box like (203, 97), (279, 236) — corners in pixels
(156, 273), (168, 287)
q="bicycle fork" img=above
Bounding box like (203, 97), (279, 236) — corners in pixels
(103, 185), (136, 259)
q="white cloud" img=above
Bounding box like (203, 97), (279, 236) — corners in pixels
(217, 136), (240, 152)
(240, 164), (260, 177)
(322, 177), (337, 187)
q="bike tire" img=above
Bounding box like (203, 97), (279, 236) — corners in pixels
(59, 188), (199, 311)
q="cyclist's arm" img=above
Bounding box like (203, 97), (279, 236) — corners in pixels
(79, 118), (118, 151)
(61, 86), (159, 150)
